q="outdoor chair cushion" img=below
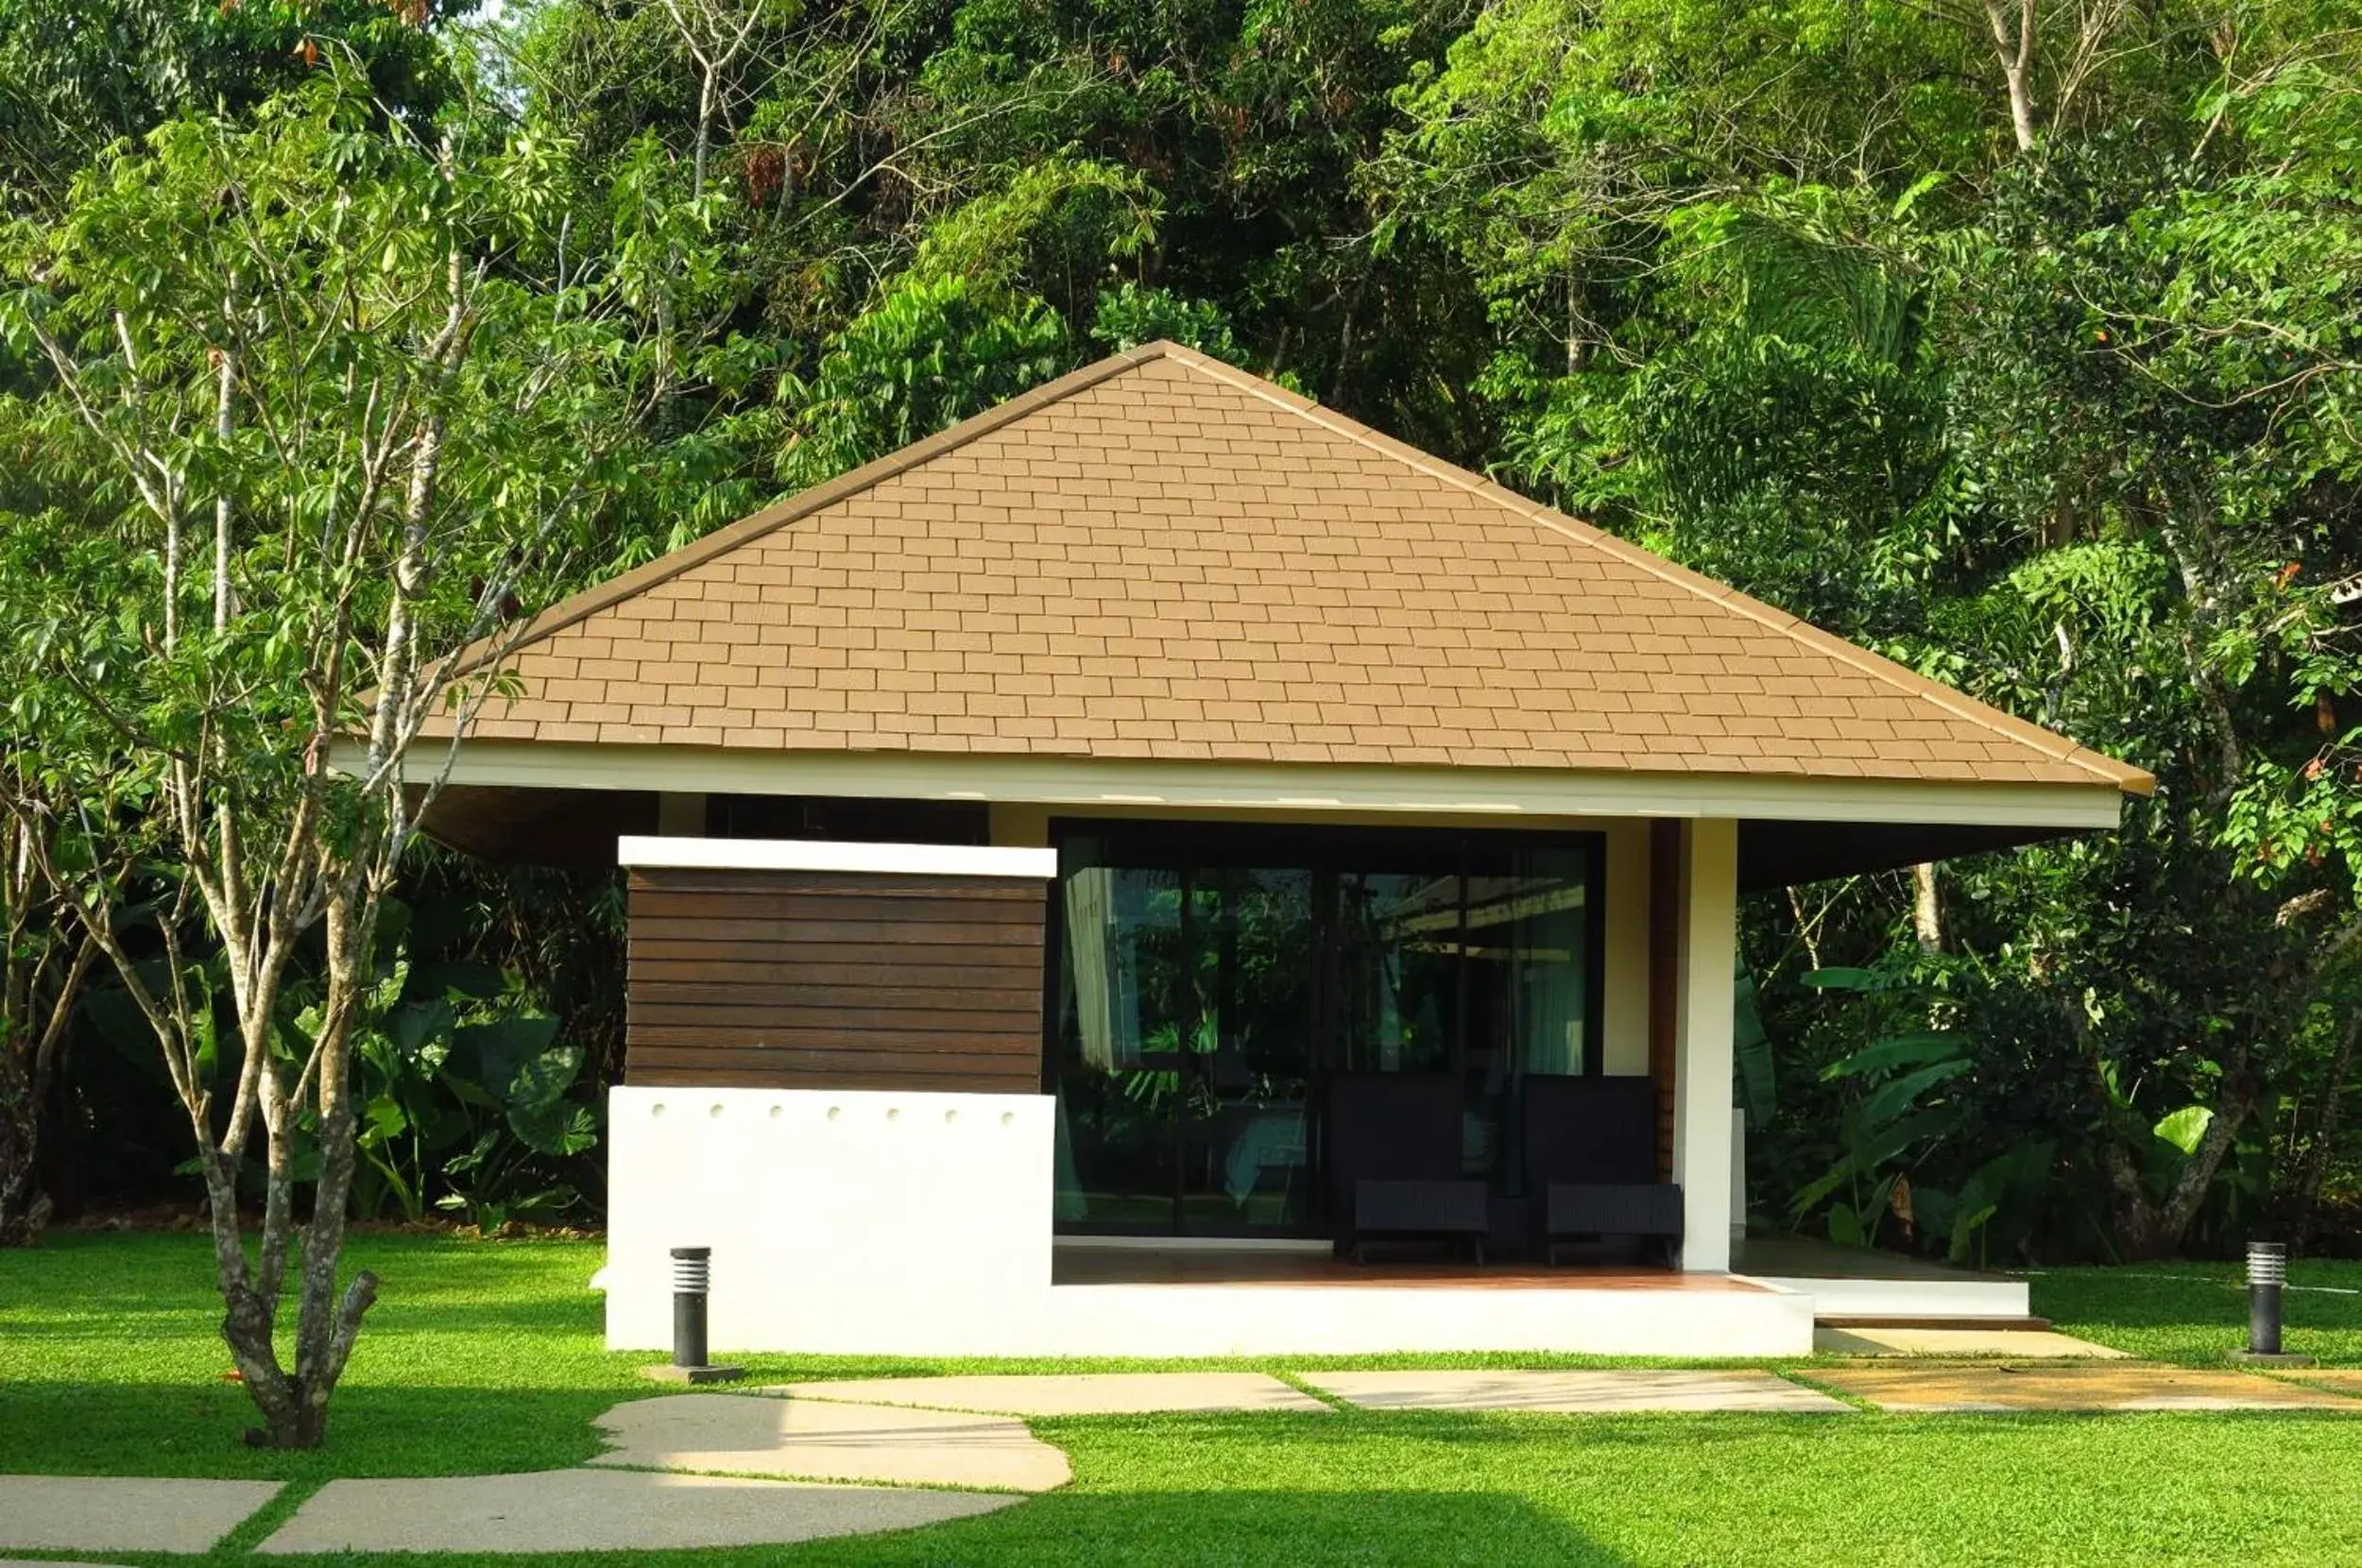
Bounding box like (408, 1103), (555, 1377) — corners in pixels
(1350, 1178), (1490, 1264)
(1520, 1074), (1657, 1187)
(1543, 1182), (1683, 1266)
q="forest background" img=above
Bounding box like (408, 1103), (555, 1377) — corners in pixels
(5, 0), (2362, 1277)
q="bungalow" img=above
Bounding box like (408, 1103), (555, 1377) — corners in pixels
(409, 342), (2150, 1358)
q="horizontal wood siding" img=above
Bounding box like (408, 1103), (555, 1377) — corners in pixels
(1648, 820), (1680, 1184)
(625, 866), (1048, 1093)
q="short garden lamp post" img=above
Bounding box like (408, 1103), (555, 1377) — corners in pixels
(673, 1246), (712, 1369)
(2232, 1239), (2312, 1367)
(637, 1245), (745, 1384)
(2248, 1241), (2285, 1356)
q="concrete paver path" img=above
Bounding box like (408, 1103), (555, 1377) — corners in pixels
(1815, 1326), (2128, 1358)
(591, 1393), (1071, 1492)
(0, 1475), (282, 1554)
(773, 1372), (1326, 1416)
(1814, 1361), (2362, 1412)
(258, 1469), (1014, 1555)
(1300, 1370), (1853, 1413)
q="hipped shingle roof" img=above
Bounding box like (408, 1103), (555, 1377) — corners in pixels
(447, 342), (2151, 794)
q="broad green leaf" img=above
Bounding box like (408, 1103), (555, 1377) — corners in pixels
(2153, 1105), (2214, 1156)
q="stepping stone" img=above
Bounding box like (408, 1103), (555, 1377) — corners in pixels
(1298, 1370), (1852, 1414)
(0, 1475), (282, 1553)
(771, 1372), (1327, 1416)
(1816, 1326), (2129, 1358)
(590, 1393), (1070, 1492)
(1813, 1362), (2362, 1412)
(258, 1469), (1013, 1555)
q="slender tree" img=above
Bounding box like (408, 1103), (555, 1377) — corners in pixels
(0, 62), (656, 1444)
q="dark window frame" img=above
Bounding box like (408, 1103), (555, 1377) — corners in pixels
(1038, 816), (1607, 1236)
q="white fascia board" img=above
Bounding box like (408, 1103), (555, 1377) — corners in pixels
(374, 739), (2128, 831)
(618, 835), (1055, 878)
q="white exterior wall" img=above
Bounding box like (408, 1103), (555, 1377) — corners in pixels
(602, 1080), (1815, 1356)
(1670, 819), (1738, 1271)
(605, 1085), (1055, 1355)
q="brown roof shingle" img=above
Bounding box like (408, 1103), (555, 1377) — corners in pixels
(447, 342), (2152, 793)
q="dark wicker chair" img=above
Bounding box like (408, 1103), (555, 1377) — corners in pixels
(1326, 1071), (1488, 1264)
(1520, 1074), (1683, 1266)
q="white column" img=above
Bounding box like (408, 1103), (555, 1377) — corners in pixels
(1671, 818), (1737, 1271)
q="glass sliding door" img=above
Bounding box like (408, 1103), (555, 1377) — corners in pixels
(1329, 869), (1461, 1076)
(1053, 859), (1185, 1228)
(1052, 841), (1315, 1236)
(1048, 822), (1602, 1238)
(1177, 867), (1315, 1235)
(1463, 844), (1599, 1190)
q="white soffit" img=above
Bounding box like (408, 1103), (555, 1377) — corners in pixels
(385, 740), (2130, 831)
(617, 835), (1056, 878)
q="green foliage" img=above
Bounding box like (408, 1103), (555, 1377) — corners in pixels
(336, 899), (599, 1234)
(778, 273), (1070, 487)
(4, 0), (2362, 1270)
(0, 1), (454, 205)
(1787, 966), (1976, 1251)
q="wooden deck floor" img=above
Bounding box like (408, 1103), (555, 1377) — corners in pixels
(1051, 1245), (1770, 1292)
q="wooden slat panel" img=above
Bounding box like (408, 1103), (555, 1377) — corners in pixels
(635, 980), (1043, 1012)
(630, 890), (1045, 925)
(630, 1000), (1041, 1031)
(626, 938), (1040, 971)
(631, 1023), (1036, 1052)
(1648, 820), (1680, 1184)
(632, 1046), (1036, 1077)
(630, 914), (1042, 947)
(628, 1067), (1035, 1091)
(629, 1064), (1035, 1093)
(625, 864), (1048, 1095)
(631, 957), (1037, 991)
(629, 868), (1044, 901)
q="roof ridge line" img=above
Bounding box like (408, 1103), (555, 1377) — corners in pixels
(454, 342), (1174, 675)
(1153, 344), (2152, 796)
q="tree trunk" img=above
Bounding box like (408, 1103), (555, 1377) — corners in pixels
(0, 1045), (45, 1246)
(693, 70), (716, 201)
(285, 887), (381, 1446)
(2294, 1011), (2362, 1246)
(2096, 1077), (2254, 1259)
(1979, 0), (2040, 152)
(1910, 862), (1943, 954)
(0, 934), (94, 1246)
(213, 342), (235, 632)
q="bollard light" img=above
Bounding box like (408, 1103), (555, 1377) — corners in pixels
(637, 1245), (745, 1384)
(673, 1246), (712, 1369)
(2247, 1240), (2285, 1356)
(2229, 1239), (2313, 1366)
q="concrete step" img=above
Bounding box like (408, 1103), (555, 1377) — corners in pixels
(1817, 1314), (2052, 1332)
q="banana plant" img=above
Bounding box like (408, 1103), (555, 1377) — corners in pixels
(1788, 966), (1977, 1250)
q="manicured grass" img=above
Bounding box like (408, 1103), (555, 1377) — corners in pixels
(2035, 1256), (2362, 1364)
(4, 1232), (2360, 1565)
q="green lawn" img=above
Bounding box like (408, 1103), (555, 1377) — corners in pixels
(3, 1232), (2360, 1566)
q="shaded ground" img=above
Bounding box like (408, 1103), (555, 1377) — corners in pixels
(5, 1234), (2362, 1565)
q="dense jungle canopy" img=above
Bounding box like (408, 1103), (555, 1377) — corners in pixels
(4, 0), (2361, 1269)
